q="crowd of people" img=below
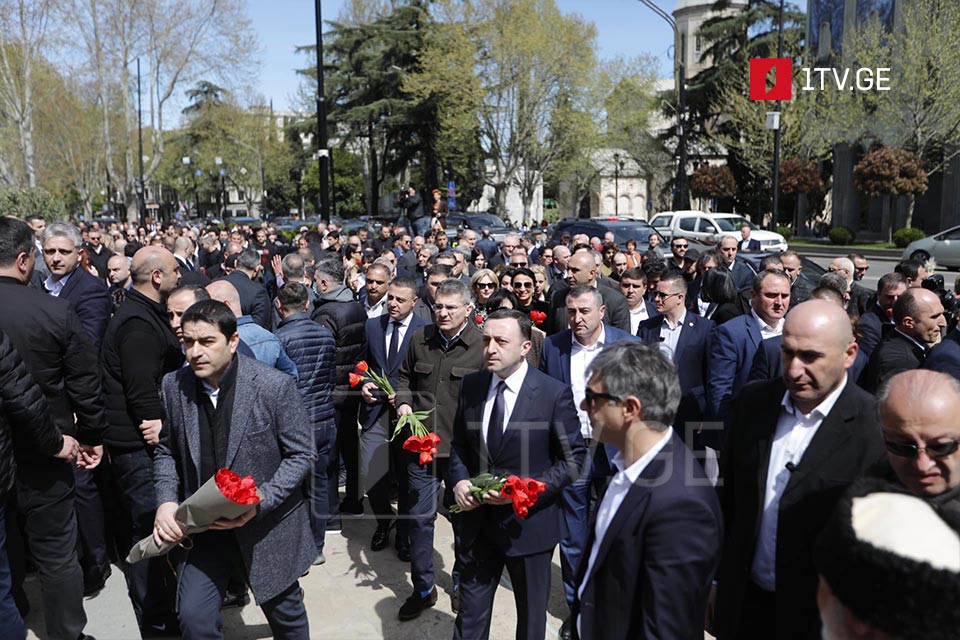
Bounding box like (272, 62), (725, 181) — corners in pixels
(0, 211), (959, 640)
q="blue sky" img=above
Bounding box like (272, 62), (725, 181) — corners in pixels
(247, 0), (678, 110)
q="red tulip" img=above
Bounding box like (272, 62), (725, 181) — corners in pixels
(349, 372), (364, 388)
(356, 360), (369, 373)
(529, 310), (547, 325)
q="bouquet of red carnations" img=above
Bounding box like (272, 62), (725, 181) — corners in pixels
(529, 310), (547, 326)
(127, 468), (260, 562)
(450, 472), (547, 518)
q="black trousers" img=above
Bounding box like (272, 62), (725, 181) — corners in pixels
(73, 465), (109, 582)
(453, 535), (552, 640)
(331, 397), (361, 512)
(359, 410), (409, 543)
(15, 459), (87, 640)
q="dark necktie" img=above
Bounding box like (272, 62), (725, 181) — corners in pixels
(388, 320), (401, 364)
(486, 381), (507, 456)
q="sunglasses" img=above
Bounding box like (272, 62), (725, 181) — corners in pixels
(653, 291), (682, 300)
(513, 281), (534, 289)
(476, 282), (497, 289)
(584, 388), (621, 407)
(672, 243), (688, 249)
(885, 439), (960, 458)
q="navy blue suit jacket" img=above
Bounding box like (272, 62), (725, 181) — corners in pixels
(923, 328), (960, 380)
(748, 334), (869, 386)
(572, 431), (722, 640)
(448, 366), (586, 556)
(637, 313), (714, 431)
(706, 313), (763, 426)
(58, 267), (112, 350)
(357, 313), (429, 431)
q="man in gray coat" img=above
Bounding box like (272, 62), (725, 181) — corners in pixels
(153, 300), (316, 639)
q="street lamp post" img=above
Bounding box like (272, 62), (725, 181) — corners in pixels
(613, 152), (621, 216)
(636, 0), (688, 210)
(136, 57), (146, 228)
(315, 0), (333, 222)
(770, 0), (786, 231)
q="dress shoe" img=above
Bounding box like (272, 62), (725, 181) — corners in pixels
(313, 552), (326, 565)
(339, 499), (365, 515)
(450, 582), (460, 613)
(221, 588), (250, 609)
(371, 522), (393, 551)
(559, 617), (573, 640)
(398, 586), (437, 621)
(84, 565), (112, 597)
(395, 539), (411, 562)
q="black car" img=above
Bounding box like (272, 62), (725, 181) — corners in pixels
(549, 217), (666, 250)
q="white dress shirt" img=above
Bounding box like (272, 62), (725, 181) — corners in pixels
(751, 308), (784, 340)
(698, 293), (711, 317)
(44, 270), (73, 297)
(480, 360), (528, 442)
(659, 312), (686, 363)
(385, 313), (413, 357)
(628, 304), (650, 336)
(365, 295), (386, 319)
(201, 380), (221, 409)
(750, 376), (847, 591)
(570, 327), (607, 439)
(740, 238), (752, 252)
(577, 427), (674, 637)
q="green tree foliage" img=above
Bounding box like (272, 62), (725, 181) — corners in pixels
(854, 147), (928, 242)
(0, 186), (65, 220)
(303, 148), (367, 218)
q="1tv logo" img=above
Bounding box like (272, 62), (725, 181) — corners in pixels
(750, 58), (792, 100)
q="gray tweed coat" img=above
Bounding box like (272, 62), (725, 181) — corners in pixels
(155, 354), (316, 603)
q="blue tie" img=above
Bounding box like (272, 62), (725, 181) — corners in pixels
(487, 381), (506, 456)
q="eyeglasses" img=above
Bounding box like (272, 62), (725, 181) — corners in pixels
(885, 439), (960, 458)
(513, 281), (534, 289)
(584, 388), (622, 407)
(653, 291), (682, 300)
(476, 282), (497, 290)
(672, 243), (688, 249)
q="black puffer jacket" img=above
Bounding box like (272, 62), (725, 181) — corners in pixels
(0, 330), (63, 496)
(310, 285), (367, 406)
(275, 312), (337, 423)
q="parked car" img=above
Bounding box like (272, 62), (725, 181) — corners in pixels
(649, 210), (788, 252)
(902, 225), (960, 268)
(548, 217), (666, 252)
(446, 213), (518, 243)
(738, 252), (826, 284)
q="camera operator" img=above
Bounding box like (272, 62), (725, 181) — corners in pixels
(397, 186), (427, 236)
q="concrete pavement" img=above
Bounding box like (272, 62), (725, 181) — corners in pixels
(23, 512), (571, 640)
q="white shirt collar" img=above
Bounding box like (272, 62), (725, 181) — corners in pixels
(44, 269), (74, 296)
(572, 325), (606, 351)
(780, 374), (848, 420)
(751, 308), (784, 336)
(490, 359), (528, 396)
(609, 427), (674, 482)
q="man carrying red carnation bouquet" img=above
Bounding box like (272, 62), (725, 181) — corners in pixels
(153, 300), (317, 639)
(450, 309), (586, 640)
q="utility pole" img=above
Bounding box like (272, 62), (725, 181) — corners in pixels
(770, 0), (785, 231)
(315, 0), (333, 222)
(136, 57), (146, 228)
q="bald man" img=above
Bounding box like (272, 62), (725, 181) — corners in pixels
(546, 250), (630, 334)
(871, 370), (960, 515)
(207, 280), (297, 377)
(715, 300), (885, 640)
(859, 287), (946, 394)
(101, 246), (185, 635)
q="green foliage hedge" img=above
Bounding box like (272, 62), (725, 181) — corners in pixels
(828, 226), (854, 245)
(892, 227), (926, 248)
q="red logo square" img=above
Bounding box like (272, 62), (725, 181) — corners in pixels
(750, 58), (792, 100)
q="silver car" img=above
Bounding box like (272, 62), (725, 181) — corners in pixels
(902, 225), (960, 268)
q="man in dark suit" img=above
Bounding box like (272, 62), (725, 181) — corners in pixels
(173, 236), (210, 287)
(718, 236), (754, 289)
(779, 250), (812, 307)
(715, 300), (885, 640)
(858, 272), (906, 359)
(220, 248), (271, 329)
(539, 285), (638, 636)
(0, 218), (106, 640)
(154, 300), (316, 638)
(572, 342), (722, 640)
(706, 269), (791, 429)
(41, 221), (112, 349)
(737, 225), (761, 252)
(450, 309), (586, 640)
(618, 268), (657, 335)
(548, 250), (630, 334)
(394, 278), (485, 620)
(357, 277), (429, 557)
(923, 323), (960, 380)
(84, 226), (114, 280)
(636, 273), (714, 449)
(860, 287), (946, 393)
